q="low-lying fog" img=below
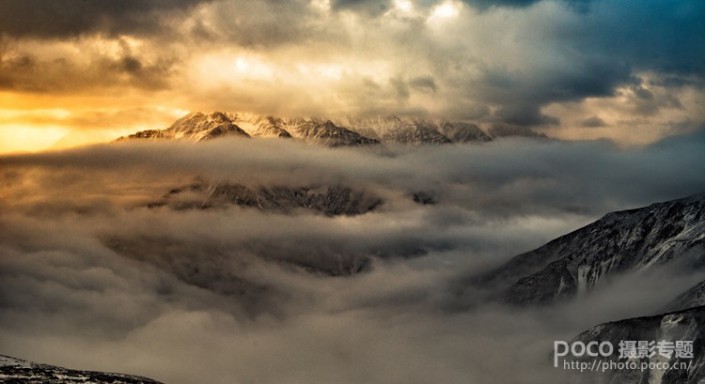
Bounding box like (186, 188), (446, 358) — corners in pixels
(2, 131), (705, 384)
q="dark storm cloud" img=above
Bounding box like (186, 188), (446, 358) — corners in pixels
(330, 0), (392, 15)
(461, 0), (593, 11)
(404, 0), (702, 129)
(580, 115), (606, 128)
(462, 0), (544, 9)
(488, 0), (704, 126)
(425, 0), (705, 127)
(591, 1), (705, 78)
(575, 1), (705, 82)
(0, 0), (213, 38)
(495, 105), (560, 126)
(0, 49), (178, 93)
(0, 0), (702, 132)
(468, 48), (635, 126)
(197, 0), (319, 47)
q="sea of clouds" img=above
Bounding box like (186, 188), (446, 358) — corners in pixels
(2, 132), (705, 384)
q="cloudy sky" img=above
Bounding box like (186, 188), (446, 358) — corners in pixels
(1, 0), (704, 152)
(2, 3), (705, 382)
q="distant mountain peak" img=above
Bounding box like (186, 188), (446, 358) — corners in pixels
(118, 111), (552, 147)
(118, 111), (250, 142)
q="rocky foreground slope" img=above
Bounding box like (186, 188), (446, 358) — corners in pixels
(570, 305), (705, 384)
(470, 192), (705, 383)
(0, 355), (161, 384)
(472, 193), (705, 305)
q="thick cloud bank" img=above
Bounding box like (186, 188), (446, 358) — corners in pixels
(1, 133), (705, 383)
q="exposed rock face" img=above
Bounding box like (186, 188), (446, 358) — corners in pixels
(126, 129), (167, 139)
(474, 194), (705, 305)
(252, 116), (291, 139)
(117, 111), (563, 149)
(231, 114), (292, 138)
(343, 116), (453, 145)
(376, 118), (452, 145)
(436, 121), (492, 143)
(119, 112), (251, 141)
(0, 355), (162, 384)
(284, 118), (380, 147)
(119, 112), (516, 147)
(570, 306), (705, 384)
(149, 182), (383, 216)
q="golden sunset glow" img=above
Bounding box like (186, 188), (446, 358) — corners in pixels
(0, 0), (703, 152)
(2, 2), (705, 383)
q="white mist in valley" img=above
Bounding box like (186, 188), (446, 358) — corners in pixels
(2, 132), (705, 384)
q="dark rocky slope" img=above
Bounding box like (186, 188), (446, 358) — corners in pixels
(0, 355), (162, 384)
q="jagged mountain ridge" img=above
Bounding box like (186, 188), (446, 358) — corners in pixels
(231, 113), (292, 138)
(437, 121), (493, 143)
(284, 118), (380, 147)
(339, 116), (452, 145)
(121, 112), (251, 142)
(0, 355), (162, 384)
(119, 111), (518, 146)
(474, 193), (705, 305)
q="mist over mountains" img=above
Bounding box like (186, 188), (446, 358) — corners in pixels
(465, 194), (705, 306)
(1, 126), (705, 384)
(2, 0), (704, 381)
(118, 111), (524, 147)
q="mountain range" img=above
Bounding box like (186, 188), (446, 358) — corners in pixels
(118, 111), (535, 146)
(25, 118), (705, 383)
